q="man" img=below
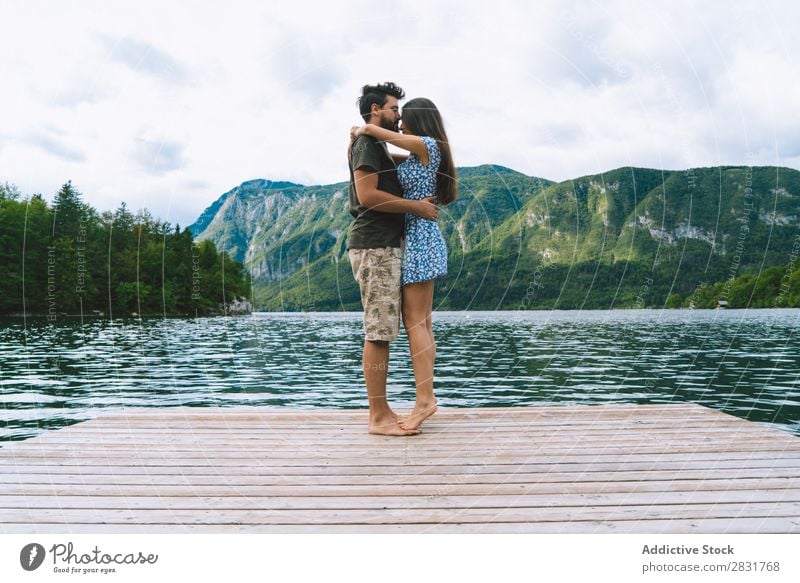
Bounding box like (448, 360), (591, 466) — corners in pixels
(347, 82), (439, 436)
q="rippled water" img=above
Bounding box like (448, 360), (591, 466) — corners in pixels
(1, 309), (798, 441)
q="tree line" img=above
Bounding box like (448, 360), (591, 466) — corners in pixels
(0, 181), (251, 318)
(666, 263), (800, 309)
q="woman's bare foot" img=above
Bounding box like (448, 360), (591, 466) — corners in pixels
(399, 399), (437, 431)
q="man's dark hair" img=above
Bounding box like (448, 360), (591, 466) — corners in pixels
(357, 82), (405, 122)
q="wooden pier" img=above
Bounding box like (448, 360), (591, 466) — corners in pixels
(1, 403), (798, 533)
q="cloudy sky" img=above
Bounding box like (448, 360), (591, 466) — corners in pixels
(2, 0), (799, 228)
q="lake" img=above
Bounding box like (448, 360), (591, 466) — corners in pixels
(1, 309), (798, 441)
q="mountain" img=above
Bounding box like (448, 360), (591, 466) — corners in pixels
(188, 165), (800, 310)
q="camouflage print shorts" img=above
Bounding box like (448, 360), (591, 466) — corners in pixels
(348, 247), (403, 342)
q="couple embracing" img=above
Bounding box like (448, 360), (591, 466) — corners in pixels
(346, 82), (457, 436)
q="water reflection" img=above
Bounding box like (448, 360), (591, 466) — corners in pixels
(1, 309), (798, 440)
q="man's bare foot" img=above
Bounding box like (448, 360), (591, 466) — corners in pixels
(399, 399), (437, 431)
(368, 418), (421, 436)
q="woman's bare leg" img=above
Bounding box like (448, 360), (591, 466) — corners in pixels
(400, 280), (437, 430)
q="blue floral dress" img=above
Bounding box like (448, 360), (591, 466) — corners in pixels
(397, 136), (448, 286)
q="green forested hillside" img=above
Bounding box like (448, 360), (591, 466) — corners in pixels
(0, 182), (251, 317)
(436, 165), (800, 309)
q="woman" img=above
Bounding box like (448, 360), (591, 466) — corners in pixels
(351, 97), (457, 430)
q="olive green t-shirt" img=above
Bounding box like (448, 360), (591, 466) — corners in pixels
(346, 135), (405, 249)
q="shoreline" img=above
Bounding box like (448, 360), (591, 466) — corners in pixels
(0, 312), (252, 319)
(3, 306), (799, 319)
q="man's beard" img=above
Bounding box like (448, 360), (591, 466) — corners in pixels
(379, 115), (398, 131)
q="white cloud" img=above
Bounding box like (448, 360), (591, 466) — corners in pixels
(1, 0), (799, 229)
(96, 34), (194, 85)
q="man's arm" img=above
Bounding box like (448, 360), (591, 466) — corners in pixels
(354, 169), (438, 220)
(355, 125), (429, 165)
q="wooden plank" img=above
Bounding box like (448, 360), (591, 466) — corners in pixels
(1, 500), (798, 524)
(89, 403), (706, 418)
(87, 414), (725, 424)
(22, 418), (772, 433)
(11, 425), (784, 441)
(3, 516), (799, 534)
(10, 426), (761, 441)
(26, 415), (771, 429)
(46, 414), (750, 425)
(3, 445), (798, 467)
(48, 418), (739, 432)
(37, 415), (751, 429)
(2, 501), (799, 525)
(16, 424), (789, 442)
(4, 446), (797, 462)
(2, 467), (797, 486)
(2, 451), (799, 470)
(3, 457), (798, 477)
(18, 427), (774, 442)
(0, 478), (797, 502)
(25, 419), (776, 435)
(25, 430), (779, 447)
(2, 482), (799, 500)
(7, 436), (795, 455)
(71, 416), (748, 429)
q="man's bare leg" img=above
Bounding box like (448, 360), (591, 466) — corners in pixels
(363, 339), (420, 436)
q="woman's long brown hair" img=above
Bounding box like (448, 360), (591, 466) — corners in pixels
(401, 98), (458, 205)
